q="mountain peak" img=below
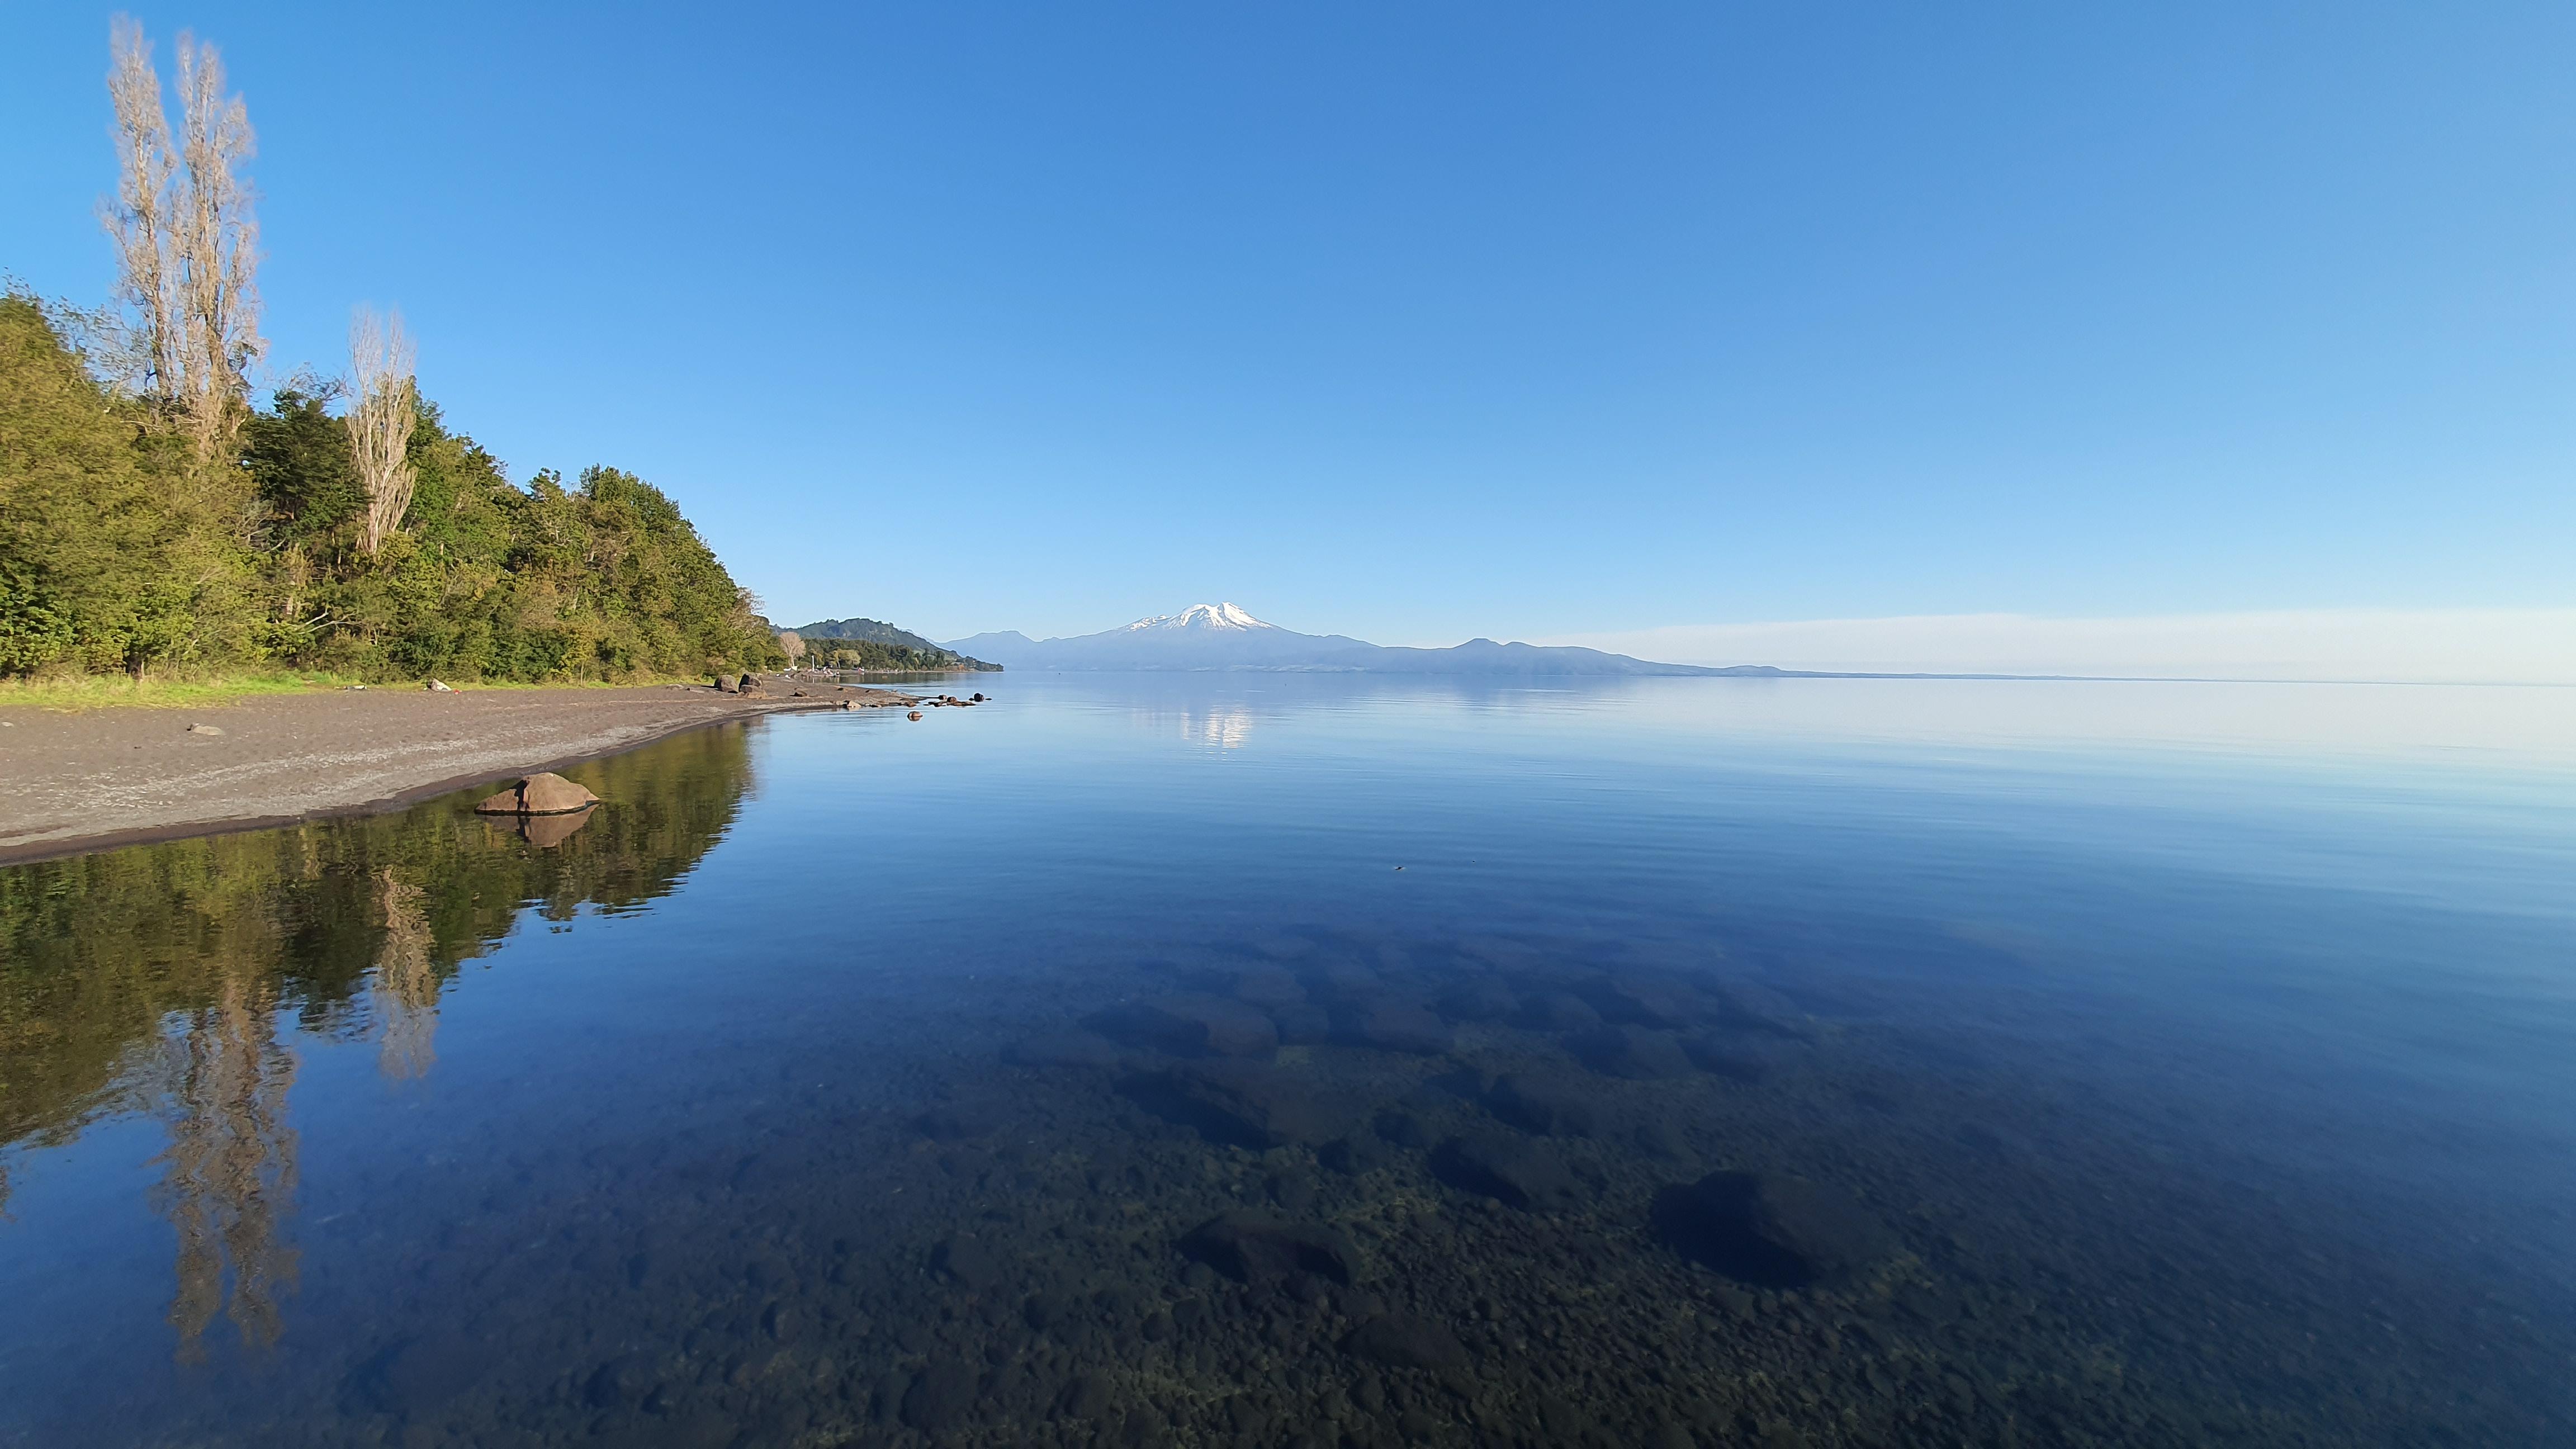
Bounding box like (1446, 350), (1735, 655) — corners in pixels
(1123, 602), (1275, 633)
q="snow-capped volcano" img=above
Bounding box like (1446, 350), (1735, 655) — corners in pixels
(1121, 603), (1275, 633)
(946, 604), (1748, 675)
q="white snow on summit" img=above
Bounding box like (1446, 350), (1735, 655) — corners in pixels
(1120, 603), (1275, 633)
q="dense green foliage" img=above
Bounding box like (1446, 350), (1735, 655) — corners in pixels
(791, 615), (998, 673)
(799, 637), (1000, 672)
(0, 293), (782, 681)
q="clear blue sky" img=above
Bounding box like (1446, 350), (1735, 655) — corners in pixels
(3, 2), (2570, 645)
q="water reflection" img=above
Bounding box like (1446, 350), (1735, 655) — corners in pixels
(0, 722), (756, 1356)
(1, 684), (2570, 1447)
(153, 972), (298, 1360)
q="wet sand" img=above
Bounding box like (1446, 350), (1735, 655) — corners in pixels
(0, 677), (921, 866)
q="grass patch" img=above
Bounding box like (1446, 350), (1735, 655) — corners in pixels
(0, 672), (717, 713)
(0, 671), (361, 712)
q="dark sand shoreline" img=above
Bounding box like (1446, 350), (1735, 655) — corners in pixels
(0, 676), (929, 867)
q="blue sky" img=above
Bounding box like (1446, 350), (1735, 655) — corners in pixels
(3, 2), (2570, 655)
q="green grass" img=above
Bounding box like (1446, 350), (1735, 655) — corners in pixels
(0, 671), (718, 713)
(0, 671), (361, 712)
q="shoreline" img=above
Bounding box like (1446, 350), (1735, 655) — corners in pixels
(0, 677), (927, 868)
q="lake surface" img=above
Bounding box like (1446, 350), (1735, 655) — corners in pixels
(2, 675), (2572, 1448)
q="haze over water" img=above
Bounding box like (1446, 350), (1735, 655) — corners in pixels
(3, 676), (2572, 1447)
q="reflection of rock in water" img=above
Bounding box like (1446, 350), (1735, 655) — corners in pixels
(371, 868), (440, 1080)
(515, 803), (595, 850)
(150, 973), (299, 1361)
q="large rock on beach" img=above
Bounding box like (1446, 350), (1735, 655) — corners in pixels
(472, 772), (598, 816)
(1179, 1211), (1360, 1287)
(1652, 1170), (1894, 1288)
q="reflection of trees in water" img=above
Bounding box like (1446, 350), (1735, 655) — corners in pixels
(372, 869), (438, 1080)
(152, 972), (299, 1360)
(0, 721), (757, 1348)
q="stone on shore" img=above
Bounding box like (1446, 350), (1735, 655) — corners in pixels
(472, 772), (599, 816)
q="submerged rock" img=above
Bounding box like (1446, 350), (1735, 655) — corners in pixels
(1434, 980), (1517, 1022)
(931, 1234), (1006, 1290)
(1581, 973), (1713, 1029)
(1513, 991), (1603, 1031)
(1431, 1131), (1584, 1211)
(1652, 1171), (1894, 1288)
(1343, 1313), (1470, 1371)
(912, 1104), (1001, 1141)
(1125, 1062), (1355, 1149)
(1090, 993), (1280, 1059)
(1180, 1211), (1360, 1287)
(1708, 981), (1816, 1039)
(1339, 1001), (1455, 1055)
(1565, 1025), (1694, 1079)
(1486, 1072), (1601, 1137)
(1229, 967), (1306, 1010)
(902, 1361), (979, 1431)
(1005, 1029), (1124, 1071)
(1684, 1029), (1796, 1082)
(1270, 1002), (1333, 1045)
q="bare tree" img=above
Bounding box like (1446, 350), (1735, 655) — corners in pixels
(172, 33), (262, 460)
(347, 306), (419, 555)
(100, 17), (264, 458)
(102, 16), (178, 399)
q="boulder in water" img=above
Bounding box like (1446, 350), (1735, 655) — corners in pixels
(1090, 993), (1279, 1058)
(1339, 1001), (1455, 1055)
(473, 772), (599, 816)
(1179, 1211), (1359, 1287)
(1486, 1072), (1601, 1137)
(1125, 1062), (1355, 1149)
(1565, 1024), (1694, 1079)
(1652, 1170), (1894, 1288)
(1431, 1131), (1585, 1211)
(1343, 1312), (1470, 1371)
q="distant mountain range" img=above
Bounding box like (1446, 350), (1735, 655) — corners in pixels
(946, 603), (1779, 675)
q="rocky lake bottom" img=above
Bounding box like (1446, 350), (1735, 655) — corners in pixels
(1, 676), (2570, 1447)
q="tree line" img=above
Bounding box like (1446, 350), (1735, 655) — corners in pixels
(0, 21), (781, 683)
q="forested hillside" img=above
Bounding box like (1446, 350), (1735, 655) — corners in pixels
(0, 299), (781, 683)
(0, 23), (779, 686)
(789, 617), (1000, 672)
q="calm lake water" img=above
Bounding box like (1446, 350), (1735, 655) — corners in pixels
(2, 675), (2572, 1448)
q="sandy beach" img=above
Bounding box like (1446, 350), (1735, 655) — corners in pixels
(0, 677), (924, 866)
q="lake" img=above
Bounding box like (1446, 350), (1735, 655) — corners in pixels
(2, 674), (2572, 1448)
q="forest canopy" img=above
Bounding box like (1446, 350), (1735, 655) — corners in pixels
(0, 296), (783, 681)
(0, 21), (780, 684)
